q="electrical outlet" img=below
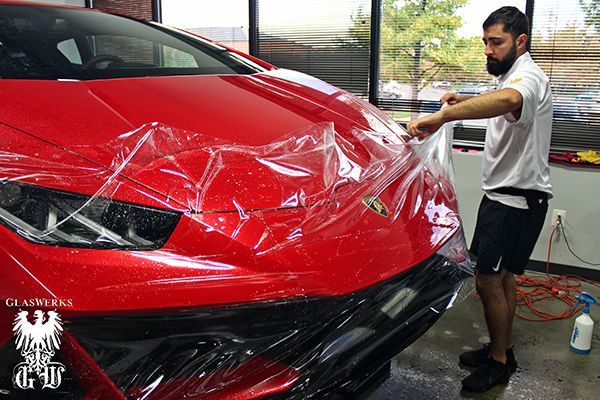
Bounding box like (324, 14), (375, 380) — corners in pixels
(551, 209), (566, 228)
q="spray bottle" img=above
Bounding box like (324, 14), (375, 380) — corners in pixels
(569, 292), (596, 354)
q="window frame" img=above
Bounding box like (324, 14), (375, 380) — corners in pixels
(152, 0), (598, 152)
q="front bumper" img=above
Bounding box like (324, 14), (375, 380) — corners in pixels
(0, 252), (470, 399)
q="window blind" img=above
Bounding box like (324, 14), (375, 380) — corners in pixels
(377, 0), (526, 140)
(256, 0), (372, 98)
(530, 0), (600, 151)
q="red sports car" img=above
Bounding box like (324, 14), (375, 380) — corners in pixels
(0, 2), (472, 399)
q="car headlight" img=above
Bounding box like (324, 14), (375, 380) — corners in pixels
(0, 181), (180, 250)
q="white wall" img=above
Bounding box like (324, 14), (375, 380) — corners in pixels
(453, 151), (600, 272)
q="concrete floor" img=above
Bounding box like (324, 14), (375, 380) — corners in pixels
(368, 274), (600, 400)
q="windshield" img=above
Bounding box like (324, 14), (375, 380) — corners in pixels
(0, 4), (265, 80)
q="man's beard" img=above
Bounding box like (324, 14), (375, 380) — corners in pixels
(486, 43), (517, 76)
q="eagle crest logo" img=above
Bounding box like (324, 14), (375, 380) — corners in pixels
(12, 310), (66, 390)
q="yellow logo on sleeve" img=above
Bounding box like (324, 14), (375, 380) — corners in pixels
(509, 77), (523, 84)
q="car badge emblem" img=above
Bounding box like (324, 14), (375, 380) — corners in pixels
(362, 196), (389, 218)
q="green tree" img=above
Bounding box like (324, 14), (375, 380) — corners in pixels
(380, 0), (488, 98)
(348, 0), (491, 114)
(580, 0), (600, 31)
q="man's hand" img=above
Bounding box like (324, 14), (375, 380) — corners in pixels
(406, 111), (446, 138)
(440, 92), (471, 105)
(406, 92), (469, 138)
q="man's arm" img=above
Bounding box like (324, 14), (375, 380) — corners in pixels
(406, 88), (523, 138)
(440, 92), (473, 105)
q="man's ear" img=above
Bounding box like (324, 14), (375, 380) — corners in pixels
(517, 33), (528, 50)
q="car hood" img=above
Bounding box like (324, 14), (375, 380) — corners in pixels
(0, 71), (467, 312)
(0, 70), (409, 212)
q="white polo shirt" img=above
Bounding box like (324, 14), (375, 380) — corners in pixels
(483, 52), (553, 209)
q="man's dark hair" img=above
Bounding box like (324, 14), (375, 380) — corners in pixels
(483, 6), (529, 39)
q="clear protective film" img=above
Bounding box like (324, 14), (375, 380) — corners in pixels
(0, 120), (473, 399)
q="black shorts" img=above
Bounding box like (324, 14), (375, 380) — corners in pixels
(470, 195), (548, 275)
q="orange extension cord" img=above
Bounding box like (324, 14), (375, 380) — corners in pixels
(515, 218), (600, 322)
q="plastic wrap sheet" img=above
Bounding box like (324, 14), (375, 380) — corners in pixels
(0, 121), (473, 399)
(3, 123), (458, 245)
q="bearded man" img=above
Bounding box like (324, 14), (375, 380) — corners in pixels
(406, 6), (553, 393)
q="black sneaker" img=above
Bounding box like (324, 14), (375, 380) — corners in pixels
(459, 344), (518, 372)
(461, 358), (511, 393)
(459, 343), (490, 367)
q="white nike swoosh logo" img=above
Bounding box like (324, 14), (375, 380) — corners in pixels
(493, 257), (502, 272)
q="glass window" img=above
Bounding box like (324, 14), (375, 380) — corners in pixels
(162, 46), (199, 68)
(161, 0), (250, 54)
(257, 0), (371, 98)
(531, 0), (600, 151)
(57, 38), (82, 64)
(377, 0), (526, 132)
(0, 4), (265, 80)
(91, 35), (157, 66)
